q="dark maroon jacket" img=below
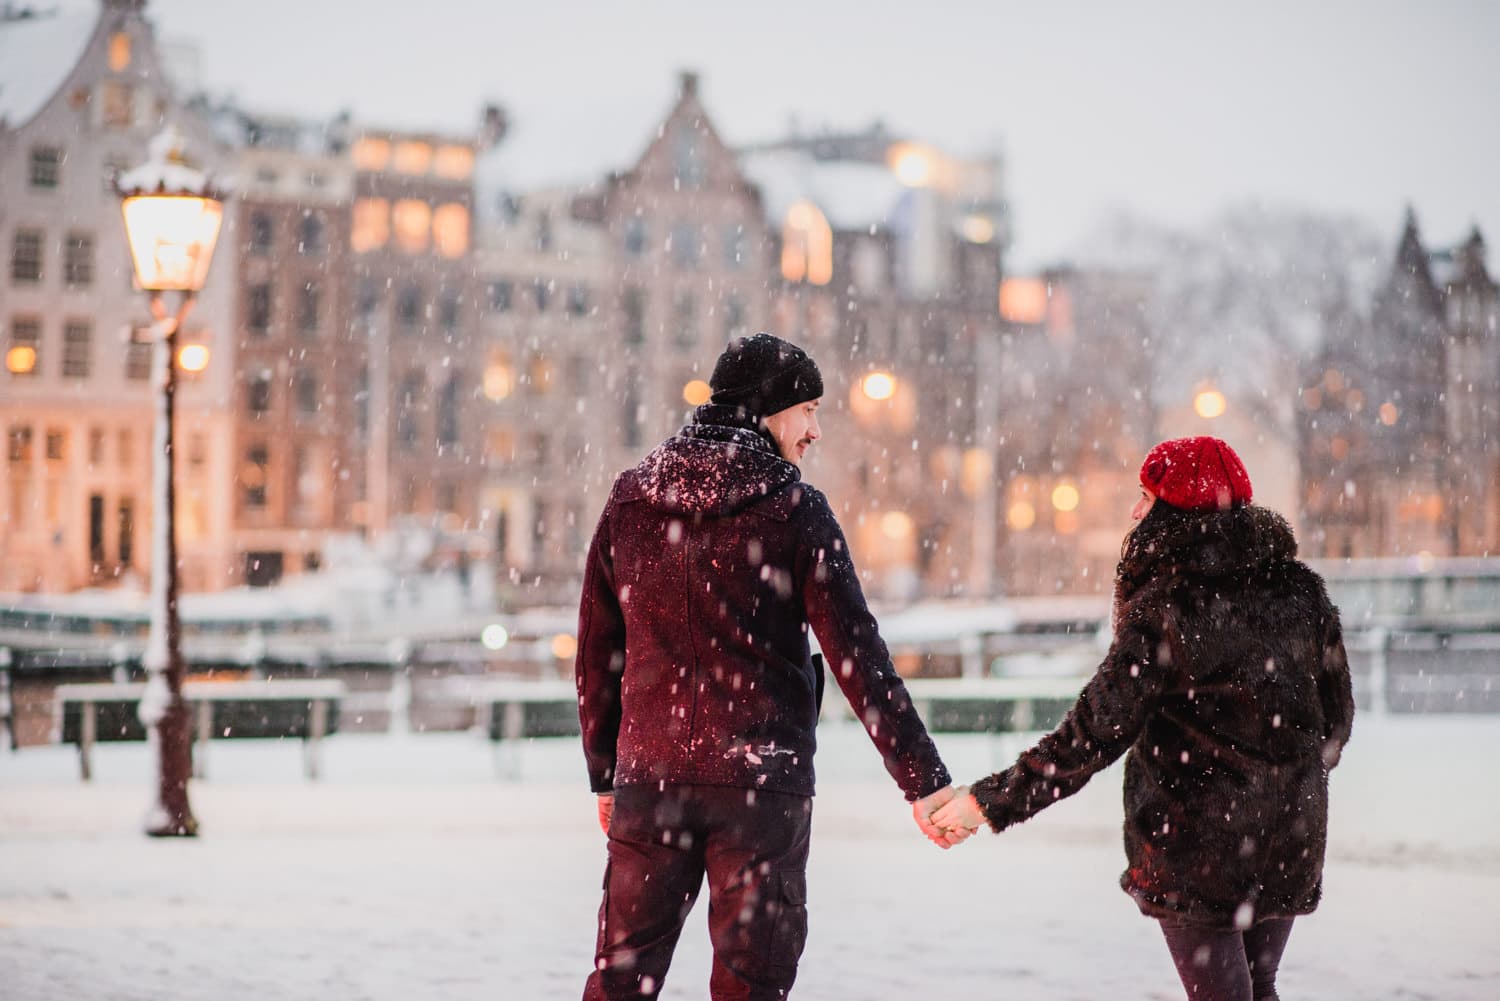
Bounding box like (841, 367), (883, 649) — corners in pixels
(971, 502), (1355, 928)
(575, 406), (950, 802)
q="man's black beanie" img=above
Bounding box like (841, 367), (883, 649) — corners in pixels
(708, 333), (823, 418)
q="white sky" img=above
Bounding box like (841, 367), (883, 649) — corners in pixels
(130, 0), (1499, 269)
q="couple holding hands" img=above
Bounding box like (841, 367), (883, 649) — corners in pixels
(576, 334), (1354, 1001)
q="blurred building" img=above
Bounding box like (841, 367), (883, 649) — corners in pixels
(1299, 212), (1500, 557)
(0, 0), (237, 592)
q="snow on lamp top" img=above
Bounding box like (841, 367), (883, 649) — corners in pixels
(117, 126), (226, 292)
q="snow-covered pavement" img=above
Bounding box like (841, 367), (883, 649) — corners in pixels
(3, 714), (1497, 1000)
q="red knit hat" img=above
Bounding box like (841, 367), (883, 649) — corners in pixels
(1139, 436), (1252, 512)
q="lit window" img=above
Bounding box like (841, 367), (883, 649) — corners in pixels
(46, 428), (67, 462)
(483, 353), (513, 401)
(100, 82), (133, 128)
(433, 203), (469, 258)
(351, 137), (390, 171)
(351, 198), (389, 252)
(781, 201), (832, 286)
(109, 32), (131, 72)
(998, 278), (1048, 324)
(433, 145), (474, 179)
(242, 444), (270, 509)
(8, 316), (41, 376)
(393, 199), (431, 252)
(393, 141), (433, 175)
(8, 426), (34, 463)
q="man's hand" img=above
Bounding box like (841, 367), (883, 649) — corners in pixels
(597, 793), (614, 835)
(929, 785), (985, 839)
(913, 785), (972, 849)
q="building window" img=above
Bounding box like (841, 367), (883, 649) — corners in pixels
(247, 283), (272, 335)
(247, 371), (272, 417)
(724, 294), (746, 339)
(118, 498), (135, 565)
(533, 279), (551, 313)
(437, 377), (459, 446)
(294, 369), (318, 417)
(533, 209), (553, 253)
(117, 429), (132, 467)
(62, 321), (91, 378)
(670, 223), (701, 270)
(125, 340), (151, 380)
(622, 287), (645, 346)
(248, 211), (273, 255)
(781, 200), (833, 285)
(100, 81), (133, 128)
(433, 203), (469, 258)
(527, 354), (554, 397)
(624, 217), (647, 257)
(45, 428), (67, 462)
(438, 290), (461, 333)
(12, 229), (43, 284)
(89, 427), (105, 465)
(397, 283), (423, 333)
(672, 127), (705, 189)
(8, 316), (41, 376)
(393, 199), (431, 253)
(109, 31), (132, 71)
(243, 445), (269, 509)
(7, 425), (32, 463)
(488, 280), (513, 312)
(566, 284), (590, 317)
(396, 371), (425, 450)
(352, 137), (390, 171)
(356, 279), (379, 322)
(393, 141), (432, 175)
(351, 198), (389, 252)
(298, 281), (320, 335)
(64, 233), (94, 287)
(354, 366), (370, 438)
(433, 145), (474, 180)
(674, 291), (695, 348)
(30, 147), (62, 189)
(725, 225), (749, 270)
(299, 213), (324, 255)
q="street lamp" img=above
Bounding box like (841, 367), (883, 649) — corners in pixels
(116, 126), (225, 838)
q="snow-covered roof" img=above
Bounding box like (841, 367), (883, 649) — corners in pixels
(0, 6), (98, 130)
(738, 148), (910, 232)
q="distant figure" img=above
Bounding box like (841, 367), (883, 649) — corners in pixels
(576, 333), (959, 1001)
(934, 436), (1355, 1001)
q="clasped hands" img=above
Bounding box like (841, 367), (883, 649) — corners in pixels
(912, 784), (986, 849)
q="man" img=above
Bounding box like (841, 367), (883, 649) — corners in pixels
(577, 333), (963, 1001)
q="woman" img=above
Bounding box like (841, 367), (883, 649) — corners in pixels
(934, 436), (1355, 1001)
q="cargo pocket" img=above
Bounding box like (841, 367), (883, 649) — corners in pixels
(766, 871), (808, 974)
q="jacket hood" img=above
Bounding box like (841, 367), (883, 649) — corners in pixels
(1118, 502), (1297, 593)
(633, 405), (800, 516)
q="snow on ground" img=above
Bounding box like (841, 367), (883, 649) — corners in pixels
(2, 714), (1498, 1000)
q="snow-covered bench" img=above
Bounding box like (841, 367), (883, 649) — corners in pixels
(54, 679), (346, 781)
(436, 677), (577, 777)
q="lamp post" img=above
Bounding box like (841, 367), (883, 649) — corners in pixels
(116, 126), (225, 837)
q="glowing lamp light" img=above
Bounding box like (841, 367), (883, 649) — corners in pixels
(177, 344), (210, 373)
(483, 363), (513, 401)
(683, 379), (712, 406)
(1051, 482), (1080, 513)
(1193, 388), (1227, 420)
(1007, 500), (1036, 531)
(551, 633), (578, 660)
(861, 371), (897, 401)
(960, 215), (995, 244)
(6, 345), (37, 374)
(1379, 402), (1399, 426)
(117, 129), (224, 293)
(888, 143), (936, 187)
(480, 624), (510, 651)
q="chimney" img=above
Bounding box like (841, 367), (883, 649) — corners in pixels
(678, 70), (699, 99)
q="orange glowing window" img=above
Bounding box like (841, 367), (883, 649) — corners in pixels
(433, 145), (475, 180)
(781, 200), (832, 286)
(433, 203), (470, 258)
(393, 141), (433, 175)
(351, 198), (389, 252)
(109, 33), (131, 72)
(999, 279), (1048, 324)
(392, 200), (431, 253)
(351, 137), (391, 171)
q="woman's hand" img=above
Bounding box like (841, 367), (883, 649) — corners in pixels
(930, 785), (985, 836)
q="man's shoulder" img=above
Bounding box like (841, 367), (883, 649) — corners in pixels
(746, 480), (831, 524)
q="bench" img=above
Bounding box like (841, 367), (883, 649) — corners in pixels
(54, 679), (346, 781)
(438, 677), (578, 778)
